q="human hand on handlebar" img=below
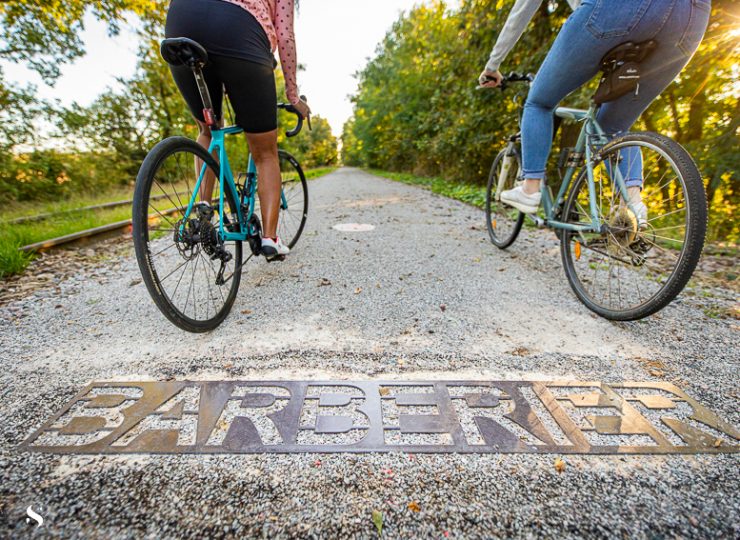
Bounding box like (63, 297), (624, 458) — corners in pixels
(293, 97), (311, 120)
(478, 69), (503, 88)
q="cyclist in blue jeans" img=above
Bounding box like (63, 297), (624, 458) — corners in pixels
(479, 0), (711, 226)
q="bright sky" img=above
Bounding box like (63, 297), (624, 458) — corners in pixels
(1, 0), (426, 137)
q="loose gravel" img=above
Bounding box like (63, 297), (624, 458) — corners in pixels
(1, 168), (738, 538)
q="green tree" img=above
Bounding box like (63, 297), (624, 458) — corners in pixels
(343, 0), (739, 242)
(0, 0), (157, 82)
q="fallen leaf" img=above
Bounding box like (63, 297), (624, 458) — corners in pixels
(355, 287), (363, 294)
(440, 304), (447, 312)
(241, 309), (252, 315)
(371, 509), (383, 536)
(554, 457), (566, 474)
(379, 388), (391, 396)
(407, 501), (421, 512)
(319, 278), (332, 287)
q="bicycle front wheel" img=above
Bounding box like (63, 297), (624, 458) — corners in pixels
(132, 137), (243, 332)
(485, 147), (524, 248)
(560, 132), (706, 321)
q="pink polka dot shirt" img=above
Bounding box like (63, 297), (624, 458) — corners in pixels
(223, 0), (300, 104)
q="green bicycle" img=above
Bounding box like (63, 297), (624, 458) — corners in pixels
(485, 47), (707, 321)
(132, 38), (308, 332)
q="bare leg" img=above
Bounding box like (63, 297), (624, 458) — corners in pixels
(521, 179), (541, 195)
(246, 129), (281, 239)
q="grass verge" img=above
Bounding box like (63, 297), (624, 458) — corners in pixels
(369, 169), (487, 209)
(0, 167), (338, 277)
(304, 167), (338, 180)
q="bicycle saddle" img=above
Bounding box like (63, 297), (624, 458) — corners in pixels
(593, 40), (657, 105)
(160, 37), (209, 68)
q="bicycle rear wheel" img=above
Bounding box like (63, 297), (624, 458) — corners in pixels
(486, 147), (524, 248)
(560, 132), (706, 320)
(254, 150), (308, 249)
(132, 137), (243, 332)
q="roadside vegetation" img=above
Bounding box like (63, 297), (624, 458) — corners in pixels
(0, 166), (337, 277)
(342, 0), (739, 246)
(371, 170), (487, 209)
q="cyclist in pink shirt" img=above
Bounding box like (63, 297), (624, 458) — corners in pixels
(166, 0), (309, 257)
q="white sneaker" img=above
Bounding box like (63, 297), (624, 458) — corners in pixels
(261, 236), (290, 257)
(500, 185), (541, 214)
(628, 192), (648, 229)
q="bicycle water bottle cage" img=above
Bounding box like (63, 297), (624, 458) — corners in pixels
(592, 40), (657, 105)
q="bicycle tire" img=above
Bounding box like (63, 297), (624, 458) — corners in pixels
(278, 149), (309, 248)
(486, 148), (524, 248)
(560, 131), (706, 321)
(132, 136), (243, 332)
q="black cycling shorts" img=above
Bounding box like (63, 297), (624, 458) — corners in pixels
(165, 0), (278, 133)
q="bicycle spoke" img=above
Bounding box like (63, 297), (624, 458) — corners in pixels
(564, 137), (697, 316)
(133, 143), (244, 329)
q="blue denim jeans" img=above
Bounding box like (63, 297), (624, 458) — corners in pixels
(521, 0), (711, 185)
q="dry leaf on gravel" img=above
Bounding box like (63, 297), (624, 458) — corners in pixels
(440, 304), (446, 312)
(241, 309), (252, 315)
(407, 501), (421, 512)
(379, 388), (390, 396)
(371, 509), (383, 536)
(319, 278), (332, 287)
(554, 458), (566, 474)
(355, 287), (363, 294)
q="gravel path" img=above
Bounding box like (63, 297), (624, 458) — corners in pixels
(1, 168), (738, 538)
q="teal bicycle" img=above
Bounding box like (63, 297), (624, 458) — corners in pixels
(485, 46), (707, 321)
(132, 38), (308, 332)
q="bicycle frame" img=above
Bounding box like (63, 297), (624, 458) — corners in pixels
(525, 103), (636, 234)
(177, 125), (289, 243)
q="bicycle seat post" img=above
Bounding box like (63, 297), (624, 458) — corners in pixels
(191, 63), (218, 129)
(160, 38), (218, 129)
